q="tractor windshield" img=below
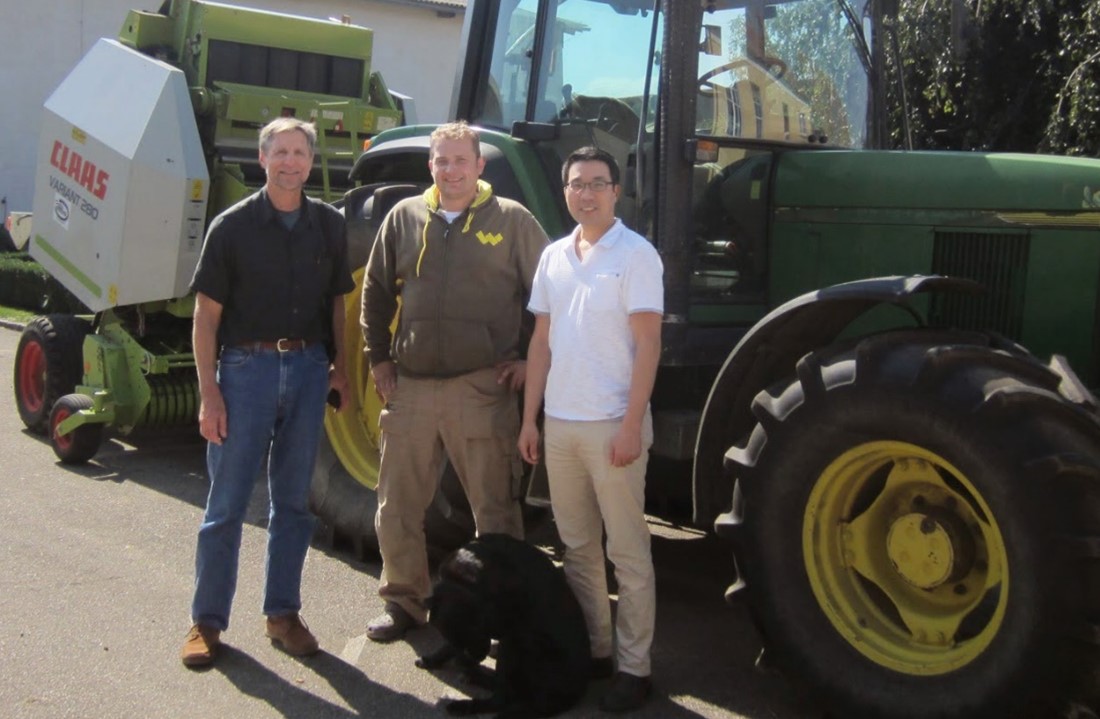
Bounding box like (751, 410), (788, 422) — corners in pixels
(468, 0), (875, 150)
(471, 0), (660, 140)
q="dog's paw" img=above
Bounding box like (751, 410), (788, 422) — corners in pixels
(417, 643), (459, 669)
(461, 664), (495, 690)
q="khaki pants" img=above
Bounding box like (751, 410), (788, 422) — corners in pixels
(375, 367), (524, 622)
(544, 413), (655, 677)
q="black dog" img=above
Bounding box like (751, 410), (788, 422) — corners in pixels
(417, 533), (591, 719)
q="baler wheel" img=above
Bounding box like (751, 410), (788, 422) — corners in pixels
(49, 393), (104, 464)
(14, 315), (90, 433)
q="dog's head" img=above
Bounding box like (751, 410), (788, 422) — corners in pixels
(428, 578), (492, 662)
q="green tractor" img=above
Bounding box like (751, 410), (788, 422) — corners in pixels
(321, 1), (1100, 717)
(13, 0), (406, 463)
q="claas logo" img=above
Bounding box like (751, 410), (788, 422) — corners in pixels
(50, 140), (109, 200)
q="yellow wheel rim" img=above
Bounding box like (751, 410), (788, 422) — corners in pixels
(803, 440), (1008, 675)
(323, 268), (383, 489)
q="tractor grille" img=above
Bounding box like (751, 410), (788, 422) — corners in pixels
(928, 230), (1030, 340)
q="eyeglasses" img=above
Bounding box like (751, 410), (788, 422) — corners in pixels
(564, 180), (614, 193)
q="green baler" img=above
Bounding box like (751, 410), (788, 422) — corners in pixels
(13, 0), (406, 462)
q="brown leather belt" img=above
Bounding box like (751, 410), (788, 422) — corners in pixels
(235, 339), (312, 352)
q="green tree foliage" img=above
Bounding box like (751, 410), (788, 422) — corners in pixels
(886, 0), (1100, 154)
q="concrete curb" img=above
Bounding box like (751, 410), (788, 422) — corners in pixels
(0, 319), (26, 332)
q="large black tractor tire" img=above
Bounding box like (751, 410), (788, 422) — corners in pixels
(49, 393), (104, 464)
(310, 432), (380, 560)
(14, 314), (91, 433)
(310, 432), (485, 560)
(720, 329), (1100, 719)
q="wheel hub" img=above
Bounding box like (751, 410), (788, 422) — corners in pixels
(886, 513), (953, 588)
(18, 340), (47, 412)
(886, 505), (977, 589)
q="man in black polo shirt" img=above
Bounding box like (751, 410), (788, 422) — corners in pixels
(180, 117), (354, 667)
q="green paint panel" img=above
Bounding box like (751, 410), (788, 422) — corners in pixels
(775, 151), (1100, 213)
(1021, 229), (1100, 383)
(478, 129), (567, 238)
(34, 234), (102, 298)
(687, 304), (768, 325)
(770, 223), (933, 306)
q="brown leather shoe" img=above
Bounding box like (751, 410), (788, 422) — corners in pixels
(265, 613), (320, 656)
(181, 624), (220, 667)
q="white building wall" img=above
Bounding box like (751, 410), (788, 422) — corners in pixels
(0, 0), (464, 212)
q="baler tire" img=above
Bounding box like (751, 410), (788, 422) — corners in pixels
(723, 329), (1100, 719)
(14, 315), (90, 434)
(49, 394), (103, 464)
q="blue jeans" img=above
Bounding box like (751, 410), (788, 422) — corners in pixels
(191, 343), (330, 630)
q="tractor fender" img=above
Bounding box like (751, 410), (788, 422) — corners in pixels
(691, 274), (982, 526)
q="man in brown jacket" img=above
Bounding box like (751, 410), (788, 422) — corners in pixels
(361, 121), (549, 641)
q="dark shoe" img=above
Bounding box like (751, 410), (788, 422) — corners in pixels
(600, 672), (652, 713)
(367, 604), (417, 643)
(265, 613), (320, 656)
(591, 655), (615, 680)
(181, 624), (220, 667)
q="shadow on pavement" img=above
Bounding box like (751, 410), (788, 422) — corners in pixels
(23, 425), (209, 504)
(646, 527), (823, 719)
(26, 422), (387, 580)
(215, 645), (430, 718)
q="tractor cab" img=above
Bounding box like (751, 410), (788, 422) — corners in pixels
(442, 0), (885, 361)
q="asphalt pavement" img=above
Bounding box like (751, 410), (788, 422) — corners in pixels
(0, 325), (821, 719)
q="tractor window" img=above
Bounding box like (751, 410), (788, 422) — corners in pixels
(476, 0), (539, 129)
(696, 0), (872, 148)
(477, 0), (658, 149)
(690, 0), (872, 303)
(537, 0), (656, 146)
(692, 150), (773, 299)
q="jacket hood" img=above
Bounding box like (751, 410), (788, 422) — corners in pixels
(422, 179), (494, 213)
(414, 179), (496, 276)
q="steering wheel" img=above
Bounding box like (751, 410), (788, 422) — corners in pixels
(566, 95), (640, 142)
(698, 56), (788, 85)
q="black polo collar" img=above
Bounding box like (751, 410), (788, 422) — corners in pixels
(254, 187), (319, 229)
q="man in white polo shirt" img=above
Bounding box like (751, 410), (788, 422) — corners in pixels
(518, 146), (664, 713)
